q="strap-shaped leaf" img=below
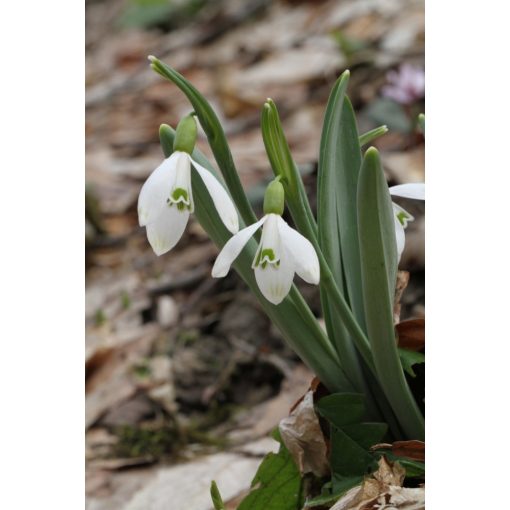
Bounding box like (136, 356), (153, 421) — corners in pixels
(210, 481), (225, 510)
(159, 126), (354, 393)
(261, 98), (373, 396)
(357, 147), (424, 440)
(316, 73), (370, 396)
(150, 57), (258, 227)
(359, 125), (388, 146)
(318, 73), (365, 330)
(261, 99), (317, 237)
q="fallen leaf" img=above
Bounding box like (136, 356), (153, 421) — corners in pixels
(330, 456), (420, 510)
(371, 439), (425, 462)
(391, 440), (425, 462)
(386, 485), (425, 509)
(279, 391), (329, 477)
(396, 318), (425, 351)
(394, 270), (410, 323)
(373, 456), (405, 486)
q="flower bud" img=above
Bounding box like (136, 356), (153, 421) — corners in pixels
(263, 178), (285, 215)
(173, 114), (197, 154)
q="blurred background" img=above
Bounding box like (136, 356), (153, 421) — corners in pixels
(85, 0), (424, 508)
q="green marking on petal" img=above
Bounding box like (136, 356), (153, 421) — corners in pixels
(256, 248), (278, 269)
(261, 248), (276, 261)
(168, 187), (192, 211)
(171, 188), (189, 202)
(396, 210), (412, 227)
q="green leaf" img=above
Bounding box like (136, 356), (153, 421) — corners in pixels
(316, 393), (365, 428)
(398, 348), (425, 377)
(237, 437), (302, 510)
(341, 423), (388, 449)
(316, 392), (389, 496)
(374, 452), (425, 479)
(398, 458), (425, 478)
(150, 57), (258, 227)
(330, 426), (374, 478)
(262, 99), (374, 397)
(261, 100), (318, 237)
(210, 481), (225, 510)
(159, 125), (354, 394)
(305, 476), (362, 508)
(318, 73), (365, 329)
(315, 72), (370, 397)
(359, 125), (388, 146)
(357, 147), (424, 440)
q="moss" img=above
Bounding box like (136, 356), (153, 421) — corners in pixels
(114, 423), (181, 459)
(121, 291), (131, 310)
(94, 309), (107, 326)
(132, 359), (152, 379)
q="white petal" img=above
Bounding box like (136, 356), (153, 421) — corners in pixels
(138, 152), (180, 226)
(146, 206), (190, 256)
(254, 252), (295, 305)
(190, 157), (239, 234)
(170, 152), (194, 213)
(212, 216), (267, 278)
(389, 183), (425, 200)
(253, 213), (282, 267)
(277, 217), (320, 284)
(394, 214), (406, 263)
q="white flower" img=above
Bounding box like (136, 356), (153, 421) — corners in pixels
(390, 183), (425, 261)
(138, 151), (239, 256)
(212, 213), (320, 305)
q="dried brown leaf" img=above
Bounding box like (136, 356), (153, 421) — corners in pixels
(330, 479), (381, 510)
(391, 440), (425, 462)
(279, 391), (329, 477)
(330, 456), (417, 510)
(394, 270), (410, 323)
(373, 456), (405, 487)
(396, 319), (425, 351)
(370, 440), (425, 463)
(386, 486), (425, 509)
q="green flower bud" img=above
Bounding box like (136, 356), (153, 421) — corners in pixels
(173, 114), (197, 154)
(263, 178), (285, 215)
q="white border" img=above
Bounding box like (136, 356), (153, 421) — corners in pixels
(427, 0), (510, 507)
(0, 1), (84, 507)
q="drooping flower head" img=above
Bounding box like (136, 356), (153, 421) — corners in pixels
(138, 115), (239, 255)
(212, 178), (320, 305)
(389, 182), (425, 261)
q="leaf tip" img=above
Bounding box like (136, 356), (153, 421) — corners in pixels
(365, 146), (380, 159)
(147, 55), (158, 63)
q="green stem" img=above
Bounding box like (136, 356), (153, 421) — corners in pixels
(150, 57), (258, 228)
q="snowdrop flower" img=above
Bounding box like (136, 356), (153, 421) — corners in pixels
(138, 115), (239, 255)
(382, 64), (425, 105)
(212, 178), (319, 305)
(390, 183), (425, 261)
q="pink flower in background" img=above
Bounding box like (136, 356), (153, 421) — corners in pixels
(382, 64), (425, 105)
